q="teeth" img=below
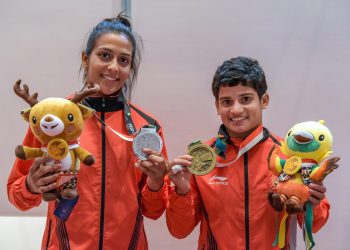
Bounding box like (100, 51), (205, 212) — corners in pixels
(102, 74), (117, 81)
(230, 117), (246, 121)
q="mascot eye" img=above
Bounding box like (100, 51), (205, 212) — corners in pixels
(287, 131), (292, 136)
(319, 135), (325, 141)
(68, 113), (74, 122)
(32, 116), (37, 124)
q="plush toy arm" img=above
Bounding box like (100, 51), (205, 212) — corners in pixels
(310, 156), (340, 182)
(74, 147), (95, 166)
(15, 145), (44, 160)
(267, 145), (284, 175)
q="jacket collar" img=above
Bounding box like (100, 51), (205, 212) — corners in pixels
(84, 96), (124, 112)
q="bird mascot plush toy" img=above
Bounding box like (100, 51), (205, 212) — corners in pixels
(13, 79), (99, 203)
(267, 120), (340, 250)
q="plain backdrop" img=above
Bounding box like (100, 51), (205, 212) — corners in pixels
(0, 0), (349, 249)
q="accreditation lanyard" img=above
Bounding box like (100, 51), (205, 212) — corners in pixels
(215, 125), (264, 168)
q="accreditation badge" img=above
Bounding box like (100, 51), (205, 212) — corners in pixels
(132, 125), (163, 160)
(187, 140), (216, 175)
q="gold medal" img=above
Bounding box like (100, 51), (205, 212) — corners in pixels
(187, 141), (216, 175)
(47, 138), (69, 160)
(284, 156), (302, 175)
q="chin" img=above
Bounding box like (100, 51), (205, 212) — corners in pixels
(101, 89), (121, 96)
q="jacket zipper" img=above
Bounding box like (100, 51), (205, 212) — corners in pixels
(99, 98), (106, 250)
(244, 153), (250, 250)
(45, 219), (52, 250)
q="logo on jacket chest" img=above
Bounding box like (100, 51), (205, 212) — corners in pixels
(208, 175), (229, 185)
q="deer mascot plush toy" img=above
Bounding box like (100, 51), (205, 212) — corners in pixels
(14, 79), (99, 202)
(267, 120), (340, 250)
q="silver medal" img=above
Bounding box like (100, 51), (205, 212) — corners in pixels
(133, 126), (163, 160)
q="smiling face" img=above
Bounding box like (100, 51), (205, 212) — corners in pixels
(215, 84), (269, 138)
(82, 32), (133, 96)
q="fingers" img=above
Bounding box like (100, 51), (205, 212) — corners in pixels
(136, 151), (168, 191)
(308, 181), (327, 205)
(136, 151), (168, 184)
(170, 155), (192, 168)
(30, 156), (50, 174)
(27, 157), (62, 194)
(142, 148), (162, 158)
(171, 165), (186, 175)
(136, 161), (159, 176)
(37, 172), (61, 191)
(138, 148), (168, 171)
(168, 155), (192, 176)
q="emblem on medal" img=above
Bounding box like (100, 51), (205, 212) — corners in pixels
(133, 125), (163, 160)
(47, 138), (69, 160)
(284, 156), (302, 175)
(187, 140), (216, 175)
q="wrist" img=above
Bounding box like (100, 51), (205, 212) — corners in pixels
(175, 186), (190, 196)
(147, 178), (164, 192)
(25, 175), (40, 194)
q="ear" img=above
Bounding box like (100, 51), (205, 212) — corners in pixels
(215, 100), (220, 115)
(81, 51), (88, 70)
(21, 108), (31, 122)
(261, 93), (269, 109)
(78, 104), (95, 120)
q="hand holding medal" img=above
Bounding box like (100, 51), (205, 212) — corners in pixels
(187, 140), (216, 175)
(133, 125), (167, 191)
(168, 140), (216, 195)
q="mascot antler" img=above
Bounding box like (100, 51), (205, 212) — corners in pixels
(71, 83), (100, 103)
(13, 79), (39, 107)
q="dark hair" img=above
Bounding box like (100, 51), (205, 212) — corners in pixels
(82, 13), (143, 99)
(212, 56), (267, 100)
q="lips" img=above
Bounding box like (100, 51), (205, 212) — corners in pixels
(229, 116), (247, 122)
(102, 74), (119, 81)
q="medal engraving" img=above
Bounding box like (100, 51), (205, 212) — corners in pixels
(47, 138), (69, 160)
(187, 141), (216, 175)
(133, 126), (163, 160)
(284, 156), (302, 175)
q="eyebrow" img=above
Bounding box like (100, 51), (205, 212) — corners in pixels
(97, 47), (132, 57)
(218, 96), (232, 101)
(239, 93), (254, 97)
(219, 93), (254, 100)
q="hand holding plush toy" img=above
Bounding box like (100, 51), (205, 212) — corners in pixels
(267, 120), (339, 249)
(14, 79), (99, 202)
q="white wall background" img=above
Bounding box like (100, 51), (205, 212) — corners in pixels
(1, 0), (349, 249)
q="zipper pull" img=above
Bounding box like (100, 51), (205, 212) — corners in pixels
(102, 97), (106, 108)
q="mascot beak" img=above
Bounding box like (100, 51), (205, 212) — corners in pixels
(293, 130), (314, 144)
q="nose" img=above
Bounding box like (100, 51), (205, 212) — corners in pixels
(44, 116), (54, 122)
(230, 102), (243, 114)
(107, 58), (119, 73)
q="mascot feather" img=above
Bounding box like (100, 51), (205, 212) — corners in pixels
(267, 120), (340, 250)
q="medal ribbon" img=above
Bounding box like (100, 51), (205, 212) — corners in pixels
(215, 125), (264, 168)
(93, 114), (134, 142)
(83, 92), (135, 142)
